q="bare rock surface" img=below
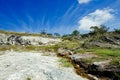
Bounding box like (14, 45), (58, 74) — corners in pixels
(21, 36), (61, 45)
(0, 33), (61, 45)
(69, 53), (97, 61)
(93, 59), (112, 70)
(0, 51), (88, 80)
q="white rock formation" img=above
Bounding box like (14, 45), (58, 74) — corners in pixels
(21, 36), (61, 45)
(0, 51), (88, 80)
(0, 33), (61, 45)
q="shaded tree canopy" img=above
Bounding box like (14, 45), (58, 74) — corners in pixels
(41, 30), (46, 35)
(71, 30), (80, 36)
(54, 33), (60, 37)
(114, 29), (120, 34)
(90, 25), (109, 35)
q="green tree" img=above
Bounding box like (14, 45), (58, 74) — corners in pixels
(90, 25), (109, 35)
(41, 30), (46, 35)
(54, 33), (60, 37)
(114, 29), (120, 34)
(71, 30), (80, 36)
(47, 33), (53, 36)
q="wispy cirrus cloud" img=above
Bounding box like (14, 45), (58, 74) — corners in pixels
(78, 8), (115, 31)
(77, 0), (91, 4)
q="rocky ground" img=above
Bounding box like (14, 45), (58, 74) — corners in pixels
(58, 48), (120, 80)
(0, 50), (88, 80)
(0, 31), (120, 80)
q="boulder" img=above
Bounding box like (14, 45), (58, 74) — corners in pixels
(69, 53), (97, 61)
(7, 35), (24, 45)
(0, 34), (7, 45)
(91, 59), (112, 70)
(58, 48), (74, 57)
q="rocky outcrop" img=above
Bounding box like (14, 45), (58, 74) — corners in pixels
(0, 34), (8, 45)
(0, 34), (61, 46)
(58, 50), (120, 80)
(104, 36), (120, 45)
(7, 35), (25, 45)
(21, 36), (61, 45)
(82, 35), (120, 49)
(87, 60), (120, 80)
(58, 48), (74, 57)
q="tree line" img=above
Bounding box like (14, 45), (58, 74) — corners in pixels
(62, 25), (120, 40)
(40, 25), (120, 39)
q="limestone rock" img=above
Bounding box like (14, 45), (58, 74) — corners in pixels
(0, 33), (61, 46)
(0, 51), (88, 80)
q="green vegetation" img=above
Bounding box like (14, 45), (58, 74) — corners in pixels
(0, 26), (120, 68)
(0, 45), (59, 52)
(90, 48), (120, 57)
(58, 58), (72, 67)
(54, 33), (60, 37)
(90, 25), (109, 35)
(111, 58), (120, 68)
(74, 47), (120, 65)
(57, 35), (120, 65)
(71, 30), (80, 36)
(56, 40), (83, 50)
(114, 29), (120, 34)
(74, 47), (120, 57)
(62, 30), (81, 41)
(26, 77), (31, 80)
(82, 57), (107, 63)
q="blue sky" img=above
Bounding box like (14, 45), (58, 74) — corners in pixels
(0, 0), (120, 34)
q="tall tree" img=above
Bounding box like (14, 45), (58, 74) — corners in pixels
(71, 30), (80, 36)
(90, 25), (109, 35)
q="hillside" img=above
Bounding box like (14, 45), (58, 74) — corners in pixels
(0, 29), (120, 80)
(57, 27), (120, 80)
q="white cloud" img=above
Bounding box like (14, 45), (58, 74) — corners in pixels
(78, 0), (91, 4)
(78, 8), (114, 31)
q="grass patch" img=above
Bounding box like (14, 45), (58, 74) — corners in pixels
(26, 77), (31, 80)
(74, 47), (120, 65)
(110, 58), (120, 68)
(0, 44), (59, 52)
(82, 57), (107, 63)
(74, 49), (87, 53)
(86, 48), (120, 57)
(57, 40), (82, 50)
(74, 47), (120, 57)
(58, 58), (72, 67)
